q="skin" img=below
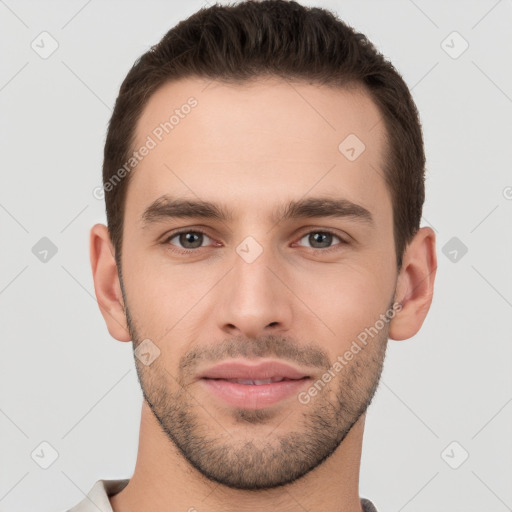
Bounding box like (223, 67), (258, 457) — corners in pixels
(90, 77), (437, 512)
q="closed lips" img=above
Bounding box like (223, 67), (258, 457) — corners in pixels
(198, 360), (312, 382)
(200, 361), (313, 409)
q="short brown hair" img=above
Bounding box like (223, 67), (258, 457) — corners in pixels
(102, 0), (425, 270)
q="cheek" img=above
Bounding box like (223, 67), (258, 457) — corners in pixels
(291, 258), (396, 347)
(123, 251), (213, 335)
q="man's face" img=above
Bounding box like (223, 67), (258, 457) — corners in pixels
(119, 77), (397, 489)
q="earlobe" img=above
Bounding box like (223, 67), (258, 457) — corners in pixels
(389, 227), (437, 341)
(89, 223), (131, 342)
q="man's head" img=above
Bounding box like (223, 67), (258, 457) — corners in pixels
(90, 0), (436, 492)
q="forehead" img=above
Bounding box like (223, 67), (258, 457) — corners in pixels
(125, 76), (390, 227)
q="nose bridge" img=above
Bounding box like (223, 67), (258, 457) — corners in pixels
(232, 235), (279, 306)
(217, 233), (292, 337)
(230, 216), (279, 290)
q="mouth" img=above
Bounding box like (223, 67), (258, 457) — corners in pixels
(198, 359), (311, 381)
(198, 360), (313, 409)
(200, 377), (311, 409)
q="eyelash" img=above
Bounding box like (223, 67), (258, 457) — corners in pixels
(161, 228), (349, 255)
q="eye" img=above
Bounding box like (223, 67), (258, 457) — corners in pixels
(161, 228), (348, 255)
(295, 230), (347, 252)
(164, 229), (215, 252)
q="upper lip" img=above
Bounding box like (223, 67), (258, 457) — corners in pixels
(198, 360), (311, 380)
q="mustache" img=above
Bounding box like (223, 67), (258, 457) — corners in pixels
(178, 333), (332, 375)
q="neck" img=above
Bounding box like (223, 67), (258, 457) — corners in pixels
(110, 401), (366, 512)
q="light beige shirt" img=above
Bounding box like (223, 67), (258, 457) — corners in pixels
(67, 479), (129, 512)
(66, 479), (379, 512)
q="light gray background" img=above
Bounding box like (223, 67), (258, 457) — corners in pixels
(1, 0), (511, 511)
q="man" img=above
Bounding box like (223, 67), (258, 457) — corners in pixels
(72, 0), (437, 510)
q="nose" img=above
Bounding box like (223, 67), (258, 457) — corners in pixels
(216, 244), (293, 340)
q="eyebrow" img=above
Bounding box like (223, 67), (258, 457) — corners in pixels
(140, 194), (374, 228)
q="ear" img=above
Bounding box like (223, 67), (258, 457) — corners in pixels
(389, 227), (437, 341)
(89, 223), (131, 342)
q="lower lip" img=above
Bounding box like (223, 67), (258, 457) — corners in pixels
(201, 378), (310, 409)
